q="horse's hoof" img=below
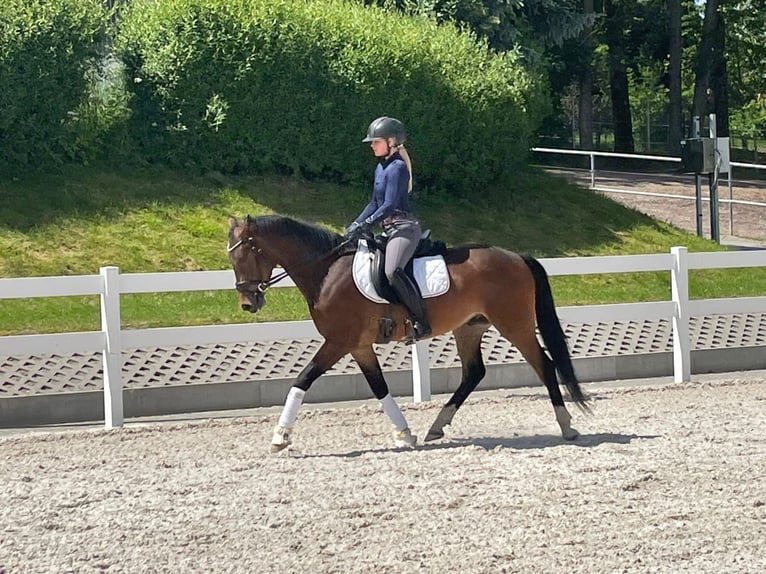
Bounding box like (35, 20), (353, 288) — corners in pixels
(424, 428), (444, 442)
(562, 427), (579, 441)
(270, 425), (292, 453)
(393, 427), (417, 448)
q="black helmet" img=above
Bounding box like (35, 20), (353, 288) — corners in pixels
(362, 116), (406, 144)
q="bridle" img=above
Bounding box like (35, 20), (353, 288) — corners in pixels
(227, 233), (352, 295)
(227, 235), (289, 295)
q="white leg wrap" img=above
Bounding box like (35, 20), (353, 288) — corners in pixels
(278, 387), (306, 429)
(380, 394), (408, 431)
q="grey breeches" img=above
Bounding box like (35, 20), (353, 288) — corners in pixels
(384, 221), (421, 281)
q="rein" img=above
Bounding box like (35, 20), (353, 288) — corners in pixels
(228, 235), (352, 293)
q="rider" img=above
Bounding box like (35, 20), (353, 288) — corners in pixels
(344, 116), (431, 341)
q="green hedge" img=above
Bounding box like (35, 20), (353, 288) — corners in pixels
(0, 0), (108, 172)
(116, 0), (548, 193)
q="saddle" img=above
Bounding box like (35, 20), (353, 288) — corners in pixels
(350, 232), (449, 343)
(367, 230), (445, 302)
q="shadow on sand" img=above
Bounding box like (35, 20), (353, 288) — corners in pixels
(290, 432), (659, 459)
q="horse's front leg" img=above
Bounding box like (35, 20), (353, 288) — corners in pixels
(351, 346), (417, 448)
(271, 341), (345, 453)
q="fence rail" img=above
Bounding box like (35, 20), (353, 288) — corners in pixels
(532, 147), (766, 237)
(1, 247), (765, 428)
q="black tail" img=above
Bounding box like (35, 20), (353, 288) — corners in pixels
(522, 255), (590, 411)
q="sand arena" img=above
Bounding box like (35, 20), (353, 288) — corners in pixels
(2, 374), (765, 573)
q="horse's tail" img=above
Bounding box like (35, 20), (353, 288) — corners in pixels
(521, 254), (590, 411)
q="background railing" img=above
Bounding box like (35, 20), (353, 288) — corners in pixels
(1, 247), (765, 428)
(531, 147), (766, 237)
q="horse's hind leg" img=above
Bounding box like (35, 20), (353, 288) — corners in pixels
(351, 346), (417, 448)
(425, 320), (489, 442)
(499, 323), (579, 440)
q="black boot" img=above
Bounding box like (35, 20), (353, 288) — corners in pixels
(390, 268), (432, 341)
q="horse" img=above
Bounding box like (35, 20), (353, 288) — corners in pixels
(227, 214), (589, 452)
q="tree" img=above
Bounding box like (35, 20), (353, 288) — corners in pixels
(578, 0), (595, 150)
(725, 0), (766, 104)
(725, 0), (766, 152)
(604, 0), (634, 152)
(692, 0), (729, 136)
(668, 0), (682, 152)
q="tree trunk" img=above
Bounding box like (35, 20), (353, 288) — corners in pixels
(605, 0), (634, 153)
(578, 0), (595, 150)
(692, 0), (729, 136)
(668, 0), (682, 153)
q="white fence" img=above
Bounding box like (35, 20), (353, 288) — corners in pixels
(532, 147), (766, 237)
(1, 246), (765, 428)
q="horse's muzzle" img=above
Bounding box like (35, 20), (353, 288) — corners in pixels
(240, 291), (265, 313)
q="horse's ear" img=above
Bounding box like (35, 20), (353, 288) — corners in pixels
(246, 214), (253, 225)
(227, 215), (238, 228)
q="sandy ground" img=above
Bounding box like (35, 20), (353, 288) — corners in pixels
(545, 168), (766, 245)
(2, 376), (766, 574)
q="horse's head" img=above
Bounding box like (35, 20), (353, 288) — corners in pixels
(227, 215), (276, 313)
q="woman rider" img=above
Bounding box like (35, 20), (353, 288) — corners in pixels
(344, 116), (431, 341)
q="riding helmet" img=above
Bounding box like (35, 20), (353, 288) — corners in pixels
(362, 116), (406, 143)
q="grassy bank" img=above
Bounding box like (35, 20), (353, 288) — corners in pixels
(0, 164), (757, 335)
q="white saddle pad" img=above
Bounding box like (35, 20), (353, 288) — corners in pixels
(351, 239), (450, 304)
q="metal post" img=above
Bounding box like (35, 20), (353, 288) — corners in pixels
(709, 114), (720, 243)
(709, 172), (720, 243)
(590, 153), (595, 189)
(728, 166), (734, 236)
(691, 115), (703, 237)
(694, 174), (703, 237)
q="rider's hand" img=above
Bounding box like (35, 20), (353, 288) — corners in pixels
(344, 221), (364, 240)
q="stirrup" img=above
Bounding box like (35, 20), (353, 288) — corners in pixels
(270, 425), (293, 453)
(404, 320), (431, 344)
(393, 427), (417, 448)
(412, 320), (431, 340)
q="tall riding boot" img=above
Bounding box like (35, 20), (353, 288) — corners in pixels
(390, 268), (432, 341)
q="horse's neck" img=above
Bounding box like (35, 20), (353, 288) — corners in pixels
(267, 238), (332, 304)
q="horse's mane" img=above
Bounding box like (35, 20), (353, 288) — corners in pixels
(250, 214), (490, 262)
(254, 214), (344, 254)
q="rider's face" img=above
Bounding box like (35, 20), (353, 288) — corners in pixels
(369, 137), (391, 157)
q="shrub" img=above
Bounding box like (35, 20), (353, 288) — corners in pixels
(116, 0), (548, 192)
(0, 0), (109, 172)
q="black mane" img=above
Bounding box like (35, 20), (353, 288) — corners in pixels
(254, 214), (344, 254)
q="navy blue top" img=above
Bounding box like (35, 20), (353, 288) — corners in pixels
(354, 152), (411, 226)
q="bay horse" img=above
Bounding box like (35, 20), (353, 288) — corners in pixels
(227, 214), (589, 452)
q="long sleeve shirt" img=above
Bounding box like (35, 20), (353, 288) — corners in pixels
(354, 152), (411, 227)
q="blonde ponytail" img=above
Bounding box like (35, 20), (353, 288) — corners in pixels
(398, 144), (413, 193)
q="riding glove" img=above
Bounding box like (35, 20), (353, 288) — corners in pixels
(344, 221), (367, 240)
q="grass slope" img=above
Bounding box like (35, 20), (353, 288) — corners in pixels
(0, 164), (757, 335)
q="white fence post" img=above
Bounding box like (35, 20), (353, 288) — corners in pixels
(100, 266), (123, 427)
(411, 340), (431, 403)
(670, 247), (691, 382)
